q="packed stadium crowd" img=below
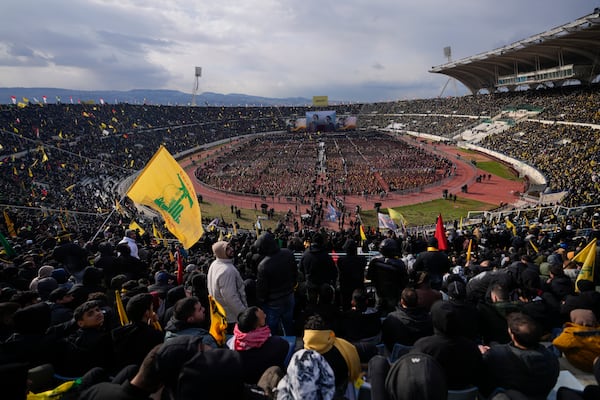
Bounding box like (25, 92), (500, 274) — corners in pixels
(1, 85), (600, 399)
(195, 135), (318, 198)
(194, 133), (454, 200)
(479, 121), (600, 207)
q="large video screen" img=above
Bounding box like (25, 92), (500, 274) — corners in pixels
(306, 111), (336, 132)
(287, 112), (357, 133)
(337, 116), (357, 131)
(287, 117), (307, 132)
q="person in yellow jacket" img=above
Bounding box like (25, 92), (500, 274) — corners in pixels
(302, 314), (362, 396)
(553, 309), (600, 372)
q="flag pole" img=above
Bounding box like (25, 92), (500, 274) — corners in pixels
(90, 202), (119, 243)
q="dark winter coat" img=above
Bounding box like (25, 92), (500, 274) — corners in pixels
(255, 233), (298, 305)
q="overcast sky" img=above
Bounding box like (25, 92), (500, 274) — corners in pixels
(0, 1), (595, 102)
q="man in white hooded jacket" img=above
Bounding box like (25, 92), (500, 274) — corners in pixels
(207, 241), (248, 332)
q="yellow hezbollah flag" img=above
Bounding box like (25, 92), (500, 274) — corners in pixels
(126, 146), (203, 249)
(208, 295), (228, 346)
(388, 208), (408, 228)
(129, 220), (145, 236)
(505, 218), (517, 236)
(574, 238), (597, 292)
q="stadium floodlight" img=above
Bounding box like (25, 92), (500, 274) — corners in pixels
(443, 46), (452, 59)
(439, 47), (458, 98)
(191, 66), (202, 106)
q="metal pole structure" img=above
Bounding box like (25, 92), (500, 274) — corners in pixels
(191, 66), (202, 106)
(91, 206), (118, 243)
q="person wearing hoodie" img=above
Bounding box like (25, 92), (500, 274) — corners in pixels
(207, 240), (248, 330)
(560, 279), (600, 322)
(94, 241), (119, 288)
(412, 237), (452, 290)
(29, 265), (54, 291)
(68, 266), (106, 308)
(299, 232), (337, 306)
(158, 285), (186, 328)
(337, 238), (367, 311)
(410, 300), (483, 390)
(52, 233), (89, 282)
(366, 238), (407, 315)
(254, 232), (298, 335)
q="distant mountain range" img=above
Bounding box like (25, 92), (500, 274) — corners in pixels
(0, 88), (316, 106)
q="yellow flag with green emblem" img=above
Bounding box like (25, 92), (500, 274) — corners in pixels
(574, 238), (596, 292)
(127, 146), (203, 249)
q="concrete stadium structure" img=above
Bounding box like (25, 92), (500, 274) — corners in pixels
(430, 8), (600, 94)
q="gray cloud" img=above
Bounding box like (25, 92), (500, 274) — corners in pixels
(0, 0), (594, 101)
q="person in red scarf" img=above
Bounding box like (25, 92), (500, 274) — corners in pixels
(230, 306), (291, 384)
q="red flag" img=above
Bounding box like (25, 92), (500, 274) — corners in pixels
(434, 214), (449, 251)
(176, 249), (184, 285)
(331, 248), (339, 266)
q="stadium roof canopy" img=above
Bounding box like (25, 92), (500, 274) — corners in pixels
(430, 8), (600, 94)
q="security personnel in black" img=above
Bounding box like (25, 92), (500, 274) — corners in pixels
(366, 239), (408, 315)
(413, 237), (452, 290)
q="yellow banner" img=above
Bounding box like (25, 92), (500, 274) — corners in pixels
(574, 238), (596, 291)
(115, 290), (129, 326)
(359, 225), (367, 242)
(126, 146), (203, 249)
(312, 95), (329, 107)
(505, 218), (516, 236)
(388, 208), (408, 226)
(129, 220), (146, 236)
(3, 211), (17, 238)
(208, 295), (227, 346)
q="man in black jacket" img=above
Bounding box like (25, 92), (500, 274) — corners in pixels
(381, 287), (433, 352)
(480, 312), (559, 399)
(59, 300), (115, 377)
(413, 237), (452, 290)
(47, 287), (74, 326)
(366, 238), (407, 314)
(411, 300), (483, 390)
(111, 293), (164, 371)
(80, 344), (163, 400)
(255, 232), (298, 335)
(299, 232), (337, 306)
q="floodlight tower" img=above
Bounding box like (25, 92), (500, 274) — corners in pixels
(191, 66), (202, 106)
(438, 47), (458, 98)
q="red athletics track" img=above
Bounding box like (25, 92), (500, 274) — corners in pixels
(179, 138), (525, 216)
